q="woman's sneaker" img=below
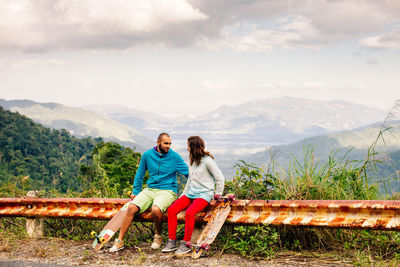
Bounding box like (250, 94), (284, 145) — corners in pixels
(151, 234), (163, 249)
(175, 240), (191, 255)
(109, 239), (125, 252)
(161, 239), (178, 252)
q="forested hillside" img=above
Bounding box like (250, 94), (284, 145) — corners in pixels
(0, 99), (153, 152)
(0, 107), (99, 192)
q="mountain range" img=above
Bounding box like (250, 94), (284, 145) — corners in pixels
(85, 97), (387, 146)
(240, 120), (400, 170)
(232, 119), (400, 193)
(1, 97), (393, 181)
(0, 99), (152, 152)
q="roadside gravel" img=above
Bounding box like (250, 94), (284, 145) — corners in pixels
(0, 237), (351, 266)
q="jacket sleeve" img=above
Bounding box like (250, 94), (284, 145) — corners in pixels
(175, 153), (189, 178)
(205, 158), (225, 195)
(132, 154), (147, 195)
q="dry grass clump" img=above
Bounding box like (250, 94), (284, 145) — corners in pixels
(0, 238), (14, 252)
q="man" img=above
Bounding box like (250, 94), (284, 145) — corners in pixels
(109, 133), (189, 252)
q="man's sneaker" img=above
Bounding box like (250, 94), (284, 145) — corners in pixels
(161, 239), (178, 253)
(109, 239), (125, 252)
(175, 240), (191, 255)
(150, 234), (163, 249)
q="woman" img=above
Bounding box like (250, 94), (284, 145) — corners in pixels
(161, 136), (225, 254)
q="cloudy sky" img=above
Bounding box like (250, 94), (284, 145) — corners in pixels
(0, 0), (399, 116)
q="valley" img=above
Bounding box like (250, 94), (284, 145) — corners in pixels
(2, 97), (399, 192)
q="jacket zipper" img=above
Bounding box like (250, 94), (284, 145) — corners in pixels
(158, 153), (161, 176)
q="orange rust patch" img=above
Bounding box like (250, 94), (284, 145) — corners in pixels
(1, 198), (400, 230)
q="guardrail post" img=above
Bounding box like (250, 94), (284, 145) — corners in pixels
(25, 191), (44, 238)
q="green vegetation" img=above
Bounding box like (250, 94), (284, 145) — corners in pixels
(375, 149), (400, 195)
(1, 106), (400, 265)
(0, 181), (154, 249)
(219, 143), (400, 263)
(0, 106), (98, 193)
(228, 145), (379, 201)
(240, 118), (400, 194)
(0, 107), (154, 248)
(0, 98), (152, 152)
(79, 141), (142, 198)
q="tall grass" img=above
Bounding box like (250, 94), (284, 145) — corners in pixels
(223, 108), (400, 262)
(227, 145), (379, 201)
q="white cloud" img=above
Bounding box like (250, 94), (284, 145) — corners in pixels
(130, 81), (141, 88)
(51, 0), (207, 34)
(303, 82), (324, 89)
(1, 0), (399, 52)
(255, 82), (273, 89)
(0, 57), (65, 68)
(277, 81), (294, 89)
(366, 59), (379, 65)
(0, 0), (44, 49)
(360, 26), (400, 49)
(195, 0), (400, 52)
(200, 80), (235, 93)
(0, 0), (208, 51)
(82, 80), (94, 88)
(201, 15), (323, 52)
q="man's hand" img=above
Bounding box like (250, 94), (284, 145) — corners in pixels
(130, 193), (136, 200)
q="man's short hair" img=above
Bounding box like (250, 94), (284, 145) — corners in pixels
(157, 133), (170, 141)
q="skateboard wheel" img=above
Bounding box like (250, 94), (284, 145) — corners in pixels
(99, 237), (106, 243)
(90, 231), (97, 238)
(185, 241), (192, 248)
(201, 243), (209, 251)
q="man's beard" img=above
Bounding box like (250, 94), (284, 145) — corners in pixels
(158, 144), (168, 153)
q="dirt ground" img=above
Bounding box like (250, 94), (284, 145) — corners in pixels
(0, 237), (354, 267)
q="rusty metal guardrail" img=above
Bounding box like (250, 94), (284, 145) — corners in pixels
(1, 198), (400, 230)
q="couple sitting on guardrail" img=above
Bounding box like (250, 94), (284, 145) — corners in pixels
(109, 133), (225, 254)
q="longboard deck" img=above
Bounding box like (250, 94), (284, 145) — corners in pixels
(92, 202), (130, 250)
(192, 199), (232, 258)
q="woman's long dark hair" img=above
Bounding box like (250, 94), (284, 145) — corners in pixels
(188, 136), (214, 166)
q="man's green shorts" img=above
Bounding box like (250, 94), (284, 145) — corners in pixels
(129, 188), (177, 213)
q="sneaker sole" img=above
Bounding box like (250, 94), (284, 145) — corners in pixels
(109, 246), (125, 253)
(161, 247), (178, 253)
(175, 249), (191, 255)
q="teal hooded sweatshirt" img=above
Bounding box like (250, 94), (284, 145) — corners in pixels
(132, 147), (189, 195)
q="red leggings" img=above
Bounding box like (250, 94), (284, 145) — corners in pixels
(167, 195), (209, 241)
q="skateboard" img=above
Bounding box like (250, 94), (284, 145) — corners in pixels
(91, 202), (130, 250)
(187, 194), (236, 258)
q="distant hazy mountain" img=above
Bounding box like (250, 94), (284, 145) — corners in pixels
(83, 97), (388, 179)
(0, 99), (152, 152)
(236, 120), (400, 177)
(2, 97), (395, 187)
(85, 97), (386, 145)
(83, 104), (173, 139)
(180, 97), (386, 143)
(224, 120), (400, 193)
